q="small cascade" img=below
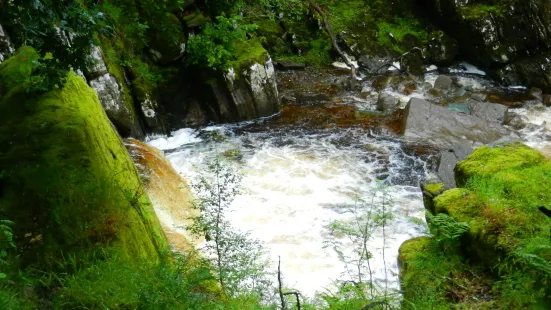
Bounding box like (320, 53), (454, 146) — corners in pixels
(144, 62), (551, 299)
(125, 139), (200, 252)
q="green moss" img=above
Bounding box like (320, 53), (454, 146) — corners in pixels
(377, 18), (428, 53)
(460, 4), (507, 20)
(455, 142), (547, 186)
(399, 236), (496, 309)
(233, 38), (270, 72)
(428, 143), (551, 307)
(425, 183), (444, 196)
(0, 49), (168, 273)
(0, 47), (39, 88)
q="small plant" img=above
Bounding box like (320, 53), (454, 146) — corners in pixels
(324, 184), (395, 304)
(187, 152), (272, 300)
(426, 212), (469, 245)
(0, 219), (15, 279)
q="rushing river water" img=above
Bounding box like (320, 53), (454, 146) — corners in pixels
(146, 68), (551, 299)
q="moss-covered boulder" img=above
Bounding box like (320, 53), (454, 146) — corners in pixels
(215, 39), (279, 121)
(0, 48), (168, 272)
(425, 142), (551, 307)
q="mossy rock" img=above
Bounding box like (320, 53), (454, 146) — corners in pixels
(420, 181), (445, 214)
(233, 39), (270, 72)
(455, 142), (548, 187)
(431, 142), (551, 306)
(0, 48), (168, 272)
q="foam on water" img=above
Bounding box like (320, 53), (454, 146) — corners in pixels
(511, 104), (551, 157)
(146, 128), (202, 150)
(148, 127), (429, 298)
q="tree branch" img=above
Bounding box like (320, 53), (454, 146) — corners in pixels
(306, 0), (356, 77)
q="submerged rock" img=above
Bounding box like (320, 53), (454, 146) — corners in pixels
(377, 93), (399, 112)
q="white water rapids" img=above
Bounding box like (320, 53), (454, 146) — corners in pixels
(146, 68), (551, 299)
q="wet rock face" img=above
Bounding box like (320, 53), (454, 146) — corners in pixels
(427, 31), (459, 66)
(494, 53), (551, 92)
(89, 73), (143, 138)
(217, 58), (280, 121)
(0, 25), (14, 63)
(421, 0), (551, 68)
(84, 45), (108, 80)
(400, 98), (512, 149)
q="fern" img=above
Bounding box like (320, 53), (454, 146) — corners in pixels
(0, 220), (15, 279)
(427, 212), (469, 242)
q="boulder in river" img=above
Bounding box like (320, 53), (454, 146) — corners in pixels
(377, 93), (399, 112)
(400, 98), (512, 148)
(467, 99), (509, 124)
(437, 143), (473, 188)
(544, 94), (551, 107)
(434, 76), (453, 90)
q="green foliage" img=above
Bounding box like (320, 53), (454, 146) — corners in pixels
(377, 18), (428, 53)
(187, 16), (258, 70)
(1, 0), (100, 91)
(0, 220), (15, 279)
(324, 185), (395, 302)
(426, 212), (469, 245)
(188, 152), (272, 301)
(460, 4), (507, 20)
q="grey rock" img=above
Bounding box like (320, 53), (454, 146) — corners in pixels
(358, 56), (394, 73)
(544, 94), (551, 107)
(400, 98), (510, 149)
(434, 75), (453, 90)
(377, 94), (399, 112)
(529, 87), (543, 102)
(0, 25), (14, 63)
(183, 100), (207, 128)
(281, 95), (297, 105)
(420, 82), (433, 91)
(470, 92), (488, 102)
(219, 58), (280, 121)
(90, 73), (143, 138)
(507, 113), (527, 130)
(84, 45), (108, 80)
(437, 143), (473, 188)
(467, 99), (508, 124)
(360, 87), (371, 99)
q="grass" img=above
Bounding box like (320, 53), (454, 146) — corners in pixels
(415, 142), (551, 308)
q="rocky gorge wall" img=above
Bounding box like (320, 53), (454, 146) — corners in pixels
(1, 0), (551, 141)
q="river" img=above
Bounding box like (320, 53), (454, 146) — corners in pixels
(146, 66), (551, 299)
